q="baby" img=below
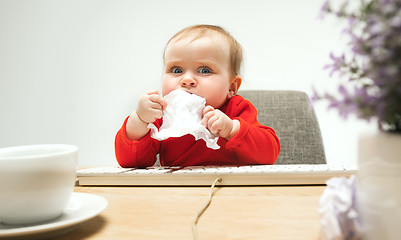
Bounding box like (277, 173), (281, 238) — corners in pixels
(115, 25), (280, 168)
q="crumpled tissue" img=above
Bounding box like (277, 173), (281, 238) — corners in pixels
(318, 175), (361, 240)
(148, 89), (220, 150)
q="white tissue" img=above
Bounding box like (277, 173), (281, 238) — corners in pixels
(148, 89), (220, 150)
(318, 175), (361, 240)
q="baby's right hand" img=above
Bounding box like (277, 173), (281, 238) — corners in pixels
(136, 89), (167, 123)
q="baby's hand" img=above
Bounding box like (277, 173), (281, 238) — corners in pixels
(202, 106), (240, 140)
(136, 89), (167, 123)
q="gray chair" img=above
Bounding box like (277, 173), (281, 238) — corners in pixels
(239, 90), (326, 164)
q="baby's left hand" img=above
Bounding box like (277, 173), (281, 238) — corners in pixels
(202, 106), (240, 140)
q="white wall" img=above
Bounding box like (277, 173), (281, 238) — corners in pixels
(0, 0), (375, 166)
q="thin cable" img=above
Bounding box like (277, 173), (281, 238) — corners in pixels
(192, 177), (222, 240)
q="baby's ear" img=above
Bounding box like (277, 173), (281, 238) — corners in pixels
(227, 76), (242, 98)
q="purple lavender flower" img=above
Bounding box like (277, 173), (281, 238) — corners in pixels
(323, 53), (347, 77)
(315, 0), (401, 132)
(317, 0), (330, 20)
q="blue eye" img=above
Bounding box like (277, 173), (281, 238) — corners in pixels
(171, 67), (183, 74)
(198, 67), (211, 74)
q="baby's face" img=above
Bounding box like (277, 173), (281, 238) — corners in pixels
(162, 35), (234, 108)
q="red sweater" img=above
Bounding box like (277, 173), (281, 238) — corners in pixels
(115, 95), (280, 168)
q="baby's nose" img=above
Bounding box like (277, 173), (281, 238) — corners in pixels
(180, 77), (197, 87)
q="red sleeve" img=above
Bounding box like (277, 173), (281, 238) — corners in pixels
(225, 98), (280, 165)
(114, 116), (160, 168)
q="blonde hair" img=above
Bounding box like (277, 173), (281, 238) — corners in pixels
(164, 25), (243, 77)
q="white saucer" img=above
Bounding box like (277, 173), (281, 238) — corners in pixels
(0, 192), (108, 239)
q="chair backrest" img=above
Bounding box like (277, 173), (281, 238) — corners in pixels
(238, 90), (326, 164)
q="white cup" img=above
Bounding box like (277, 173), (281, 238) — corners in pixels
(0, 144), (77, 225)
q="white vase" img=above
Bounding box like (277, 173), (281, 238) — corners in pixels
(357, 130), (401, 240)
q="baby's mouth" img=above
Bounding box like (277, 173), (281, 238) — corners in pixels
(181, 89), (202, 98)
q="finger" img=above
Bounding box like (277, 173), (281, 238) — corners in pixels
(203, 111), (215, 120)
(139, 91), (158, 107)
(148, 93), (162, 102)
(202, 110), (215, 126)
(146, 89), (160, 95)
(152, 109), (164, 120)
(148, 101), (163, 110)
(159, 97), (167, 110)
(148, 94), (167, 110)
(144, 109), (163, 123)
(208, 115), (221, 134)
(203, 105), (214, 116)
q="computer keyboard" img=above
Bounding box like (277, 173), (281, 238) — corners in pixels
(77, 164), (357, 186)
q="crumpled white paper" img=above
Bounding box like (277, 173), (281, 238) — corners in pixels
(148, 89), (220, 150)
(318, 175), (361, 240)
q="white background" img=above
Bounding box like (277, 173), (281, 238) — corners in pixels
(0, 0), (375, 166)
